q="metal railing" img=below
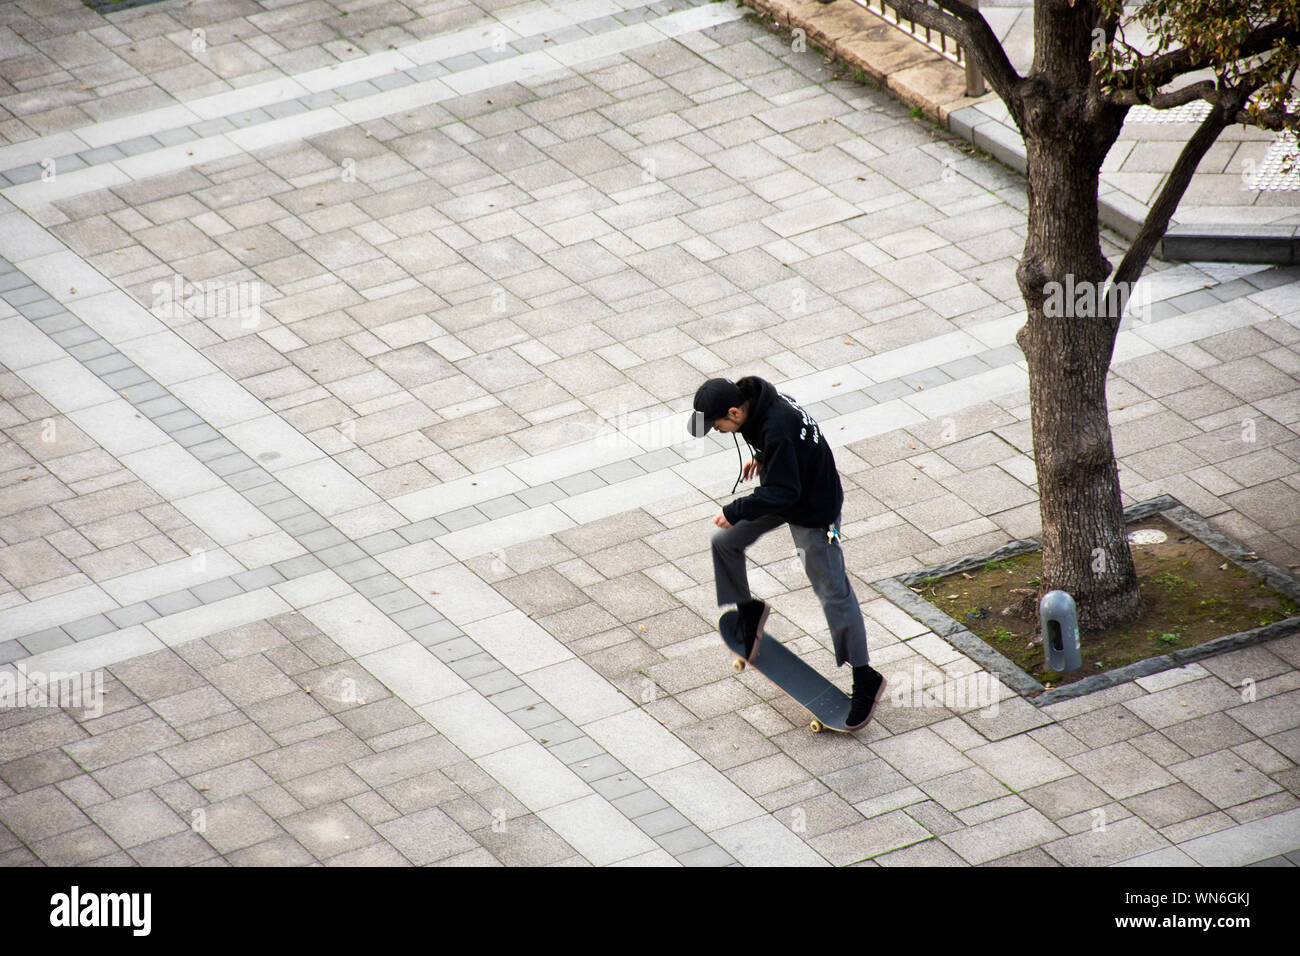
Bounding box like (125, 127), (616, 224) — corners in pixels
(851, 0), (986, 95)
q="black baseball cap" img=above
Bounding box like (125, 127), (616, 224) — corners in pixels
(687, 378), (743, 437)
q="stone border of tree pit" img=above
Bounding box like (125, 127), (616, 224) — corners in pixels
(873, 494), (1300, 707)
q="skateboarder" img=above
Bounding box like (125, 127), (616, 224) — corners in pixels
(688, 376), (886, 731)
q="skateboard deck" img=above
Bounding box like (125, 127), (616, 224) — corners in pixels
(720, 609), (852, 733)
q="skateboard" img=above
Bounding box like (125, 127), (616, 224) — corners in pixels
(719, 609), (852, 733)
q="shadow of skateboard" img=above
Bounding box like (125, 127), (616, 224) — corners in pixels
(719, 609), (852, 733)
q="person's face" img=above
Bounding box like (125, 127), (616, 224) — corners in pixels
(712, 406), (745, 432)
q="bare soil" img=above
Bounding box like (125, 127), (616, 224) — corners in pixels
(915, 514), (1300, 689)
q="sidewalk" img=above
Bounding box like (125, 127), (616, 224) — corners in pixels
(0, 0), (1298, 866)
(744, 0), (1300, 262)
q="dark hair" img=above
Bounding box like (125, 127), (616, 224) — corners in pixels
(736, 376), (760, 404)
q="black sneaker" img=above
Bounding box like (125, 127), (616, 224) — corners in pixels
(738, 599), (769, 662)
(846, 664), (886, 731)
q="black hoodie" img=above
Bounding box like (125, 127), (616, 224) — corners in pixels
(720, 376), (844, 529)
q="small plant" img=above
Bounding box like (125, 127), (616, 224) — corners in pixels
(1152, 632), (1181, 646)
(1151, 571), (1190, 592)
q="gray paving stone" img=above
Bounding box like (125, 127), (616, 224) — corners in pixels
(117, 134), (164, 154)
(479, 495), (528, 520)
(0, 785), (93, 843)
(370, 590), (426, 615)
(190, 577), (243, 604)
(0, 641), (29, 665)
(389, 604), (444, 631)
(396, 518), (448, 543)
(410, 621), (465, 648)
(205, 453), (259, 477)
(70, 343), (128, 371)
(173, 424), (224, 447)
(198, 795), (285, 855)
(281, 513), (333, 537)
(87, 789), (187, 848)
(376, 807), (477, 865)
(226, 468), (277, 492)
(438, 506), (489, 532)
(677, 843), (738, 866)
(555, 471), (607, 495)
(356, 530), (407, 555)
(101, 367), (152, 390)
(244, 482), (296, 507)
(273, 554), (328, 579)
(152, 128), (199, 148)
(148, 589), (203, 616)
(67, 339), (117, 362)
(19, 628), (73, 656)
(867, 380), (914, 402)
(532, 718), (583, 746)
(191, 117), (236, 138)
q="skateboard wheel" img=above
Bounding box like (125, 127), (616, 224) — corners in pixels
(810, 719), (824, 733)
(733, 659), (745, 672)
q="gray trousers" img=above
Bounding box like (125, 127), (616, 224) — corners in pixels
(711, 512), (869, 667)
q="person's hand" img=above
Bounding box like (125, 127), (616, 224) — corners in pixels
(741, 458), (758, 481)
(714, 509), (732, 529)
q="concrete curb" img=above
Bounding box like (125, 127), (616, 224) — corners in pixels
(740, 0), (1299, 265)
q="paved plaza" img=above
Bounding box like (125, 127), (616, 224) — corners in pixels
(0, 0), (1298, 867)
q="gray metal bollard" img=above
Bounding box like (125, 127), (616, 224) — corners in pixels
(1040, 590), (1082, 672)
(964, 0), (986, 96)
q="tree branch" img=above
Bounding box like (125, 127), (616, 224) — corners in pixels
(1105, 97), (1234, 308)
(883, 0), (1025, 117)
(1233, 107), (1300, 130)
(1109, 21), (1298, 93)
(1107, 79), (1216, 108)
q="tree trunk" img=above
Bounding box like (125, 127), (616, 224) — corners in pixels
(1014, 1), (1141, 634)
